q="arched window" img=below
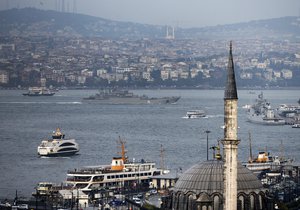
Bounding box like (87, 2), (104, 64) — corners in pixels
(258, 195), (263, 210)
(238, 195), (244, 210)
(250, 194), (255, 210)
(187, 193), (196, 210)
(213, 195), (220, 210)
(178, 193), (185, 210)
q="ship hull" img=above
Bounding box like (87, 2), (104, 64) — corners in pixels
(23, 93), (55, 96)
(247, 116), (285, 125)
(82, 96), (180, 105)
(38, 150), (79, 157)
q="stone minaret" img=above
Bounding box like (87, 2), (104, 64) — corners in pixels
(222, 41), (239, 210)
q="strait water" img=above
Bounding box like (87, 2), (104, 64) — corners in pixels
(0, 89), (299, 198)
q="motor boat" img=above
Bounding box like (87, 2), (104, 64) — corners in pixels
(37, 128), (79, 157)
(185, 110), (206, 119)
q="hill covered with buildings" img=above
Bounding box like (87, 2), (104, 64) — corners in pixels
(0, 8), (300, 89)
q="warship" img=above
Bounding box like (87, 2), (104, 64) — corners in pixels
(82, 89), (180, 105)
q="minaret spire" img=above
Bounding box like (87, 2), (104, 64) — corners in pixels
(222, 41), (240, 210)
(225, 41), (238, 100)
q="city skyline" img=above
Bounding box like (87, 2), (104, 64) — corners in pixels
(1, 0), (300, 28)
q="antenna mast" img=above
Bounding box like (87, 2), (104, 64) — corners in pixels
(117, 136), (127, 163)
(160, 144), (165, 172)
(248, 132), (253, 163)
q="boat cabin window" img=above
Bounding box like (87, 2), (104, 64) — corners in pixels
(59, 142), (75, 147)
(58, 148), (77, 152)
(93, 176), (104, 181)
(153, 171), (161, 176)
(75, 184), (88, 189)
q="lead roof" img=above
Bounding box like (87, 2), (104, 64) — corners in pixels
(173, 160), (264, 195)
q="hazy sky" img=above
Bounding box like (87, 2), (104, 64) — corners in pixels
(2, 0), (300, 28)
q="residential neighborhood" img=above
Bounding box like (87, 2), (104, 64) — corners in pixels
(1, 36), (299, 89)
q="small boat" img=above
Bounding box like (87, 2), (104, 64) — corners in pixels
(23, 87), (55, 96)
(185, 110), (206, 119)
(242, 104), (252, 109)
(37, 128), (79, 157)
(292, 123), (300, 128)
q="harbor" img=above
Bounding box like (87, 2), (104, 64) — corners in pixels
(0, 89), (300, 209)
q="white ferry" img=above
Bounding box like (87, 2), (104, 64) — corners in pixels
(65, 139), (168, 193)
(23, 87), (55, 96)
(184, 110), (206, 119)
(37, 128), (79, 157)
(292, 123), (300, 128)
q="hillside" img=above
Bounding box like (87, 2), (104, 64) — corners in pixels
(0, 8), (300, 39)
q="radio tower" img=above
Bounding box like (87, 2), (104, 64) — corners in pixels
(166, 26), (175, 40)
(61, 0), (65, 12)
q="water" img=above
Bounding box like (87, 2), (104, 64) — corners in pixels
(0, 89), (299, 198)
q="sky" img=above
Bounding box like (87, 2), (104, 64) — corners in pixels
(1, 0), (300, 28)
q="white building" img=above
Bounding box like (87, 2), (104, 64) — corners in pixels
(281, 69), (293, 79)
(0, 70), (8, 84)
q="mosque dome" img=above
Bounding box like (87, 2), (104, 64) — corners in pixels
(170, 160), (269, 210)
(173, 160), (264, 195)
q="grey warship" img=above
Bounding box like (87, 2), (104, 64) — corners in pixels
(82, 89), (180, 105)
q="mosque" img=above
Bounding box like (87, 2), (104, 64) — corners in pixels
(165, 42), (275, 210)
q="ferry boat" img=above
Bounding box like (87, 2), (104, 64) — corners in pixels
(23, 87), (55, 96)
(245, 134), (293, 174)
(292, 123), (300, 128)
(184, 110), (206, 119)
(37, 128), (79, 157)
(245, 152), (278, 174)
(65, 138), (168, 194)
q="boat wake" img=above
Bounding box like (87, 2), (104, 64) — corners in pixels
(56, 102), (82, 105)
(205, 114), (224, 118)
(182, 116), (208, 119)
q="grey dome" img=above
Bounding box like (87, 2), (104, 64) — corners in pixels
(173, 160), (264, 195)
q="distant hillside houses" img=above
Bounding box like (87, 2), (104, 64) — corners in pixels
(0, 70), (9, 84)
(0, 34), (299, 88)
